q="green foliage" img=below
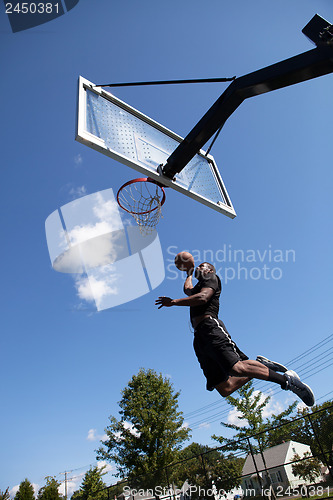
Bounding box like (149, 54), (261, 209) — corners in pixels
(261, 401), (299, 448)
(37, 477), (63, 500)
(0, 488), (10, 500)
(71, 466), (107, 500)
(291, 452), (322, 483)
(266, 401), (333, 464)
(14, 479), (35, 500)
(212, 381), (297, 453)
(172, 443), (217, 496)
(210, 384), (333, 489)
(96, 368), (190, 488)
(170, 443), (244, 497)
(212, 453), (245, 493)
(98, 480), (127, 500)
(293, 402), (333, 460)
(212, 382), (271, 452)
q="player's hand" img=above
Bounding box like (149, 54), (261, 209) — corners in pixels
(186, 267), (194, 277)
(155, 296), (174, 309)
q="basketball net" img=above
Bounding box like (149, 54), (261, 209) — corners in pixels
(117, 178), (166, 234)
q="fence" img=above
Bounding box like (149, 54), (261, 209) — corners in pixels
(100, 404), (333, 500)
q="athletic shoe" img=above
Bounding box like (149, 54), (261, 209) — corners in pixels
(256, 355), (288, 373)
(283, 370), (315, 407)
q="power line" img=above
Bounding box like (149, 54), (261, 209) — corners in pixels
(189, 369), (333, 431)
(183, 333), (333, 423)
(52, 335), (333, 483)
(184, 336), (333, 430)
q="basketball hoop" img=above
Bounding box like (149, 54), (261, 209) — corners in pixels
(117, 178), (166, 234)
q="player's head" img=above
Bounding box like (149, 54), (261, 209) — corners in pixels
(195, 262), (215, 279)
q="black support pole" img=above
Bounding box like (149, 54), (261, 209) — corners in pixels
(306, 414), (333, 482)
(162, 25), (333, 179)
(247, 437), (264, 495)
(200, 453), (210, 490)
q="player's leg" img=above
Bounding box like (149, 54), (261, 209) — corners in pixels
(231, 359), (286, 384)
(195, 318), (315, 406)
(213, 321), (314, 406)
(219, 359), (315, 406)
(193, 324), (244, 394)
(214, 359), (283, 397)
(233, 359), (268, 378)
(215, 375), (251, 397)
(194, 318), (253, 395)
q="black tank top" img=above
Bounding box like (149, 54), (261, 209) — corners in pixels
(190, 273), (221, 326)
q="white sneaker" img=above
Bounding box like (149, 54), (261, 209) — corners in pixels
(284, 370), (315, 407)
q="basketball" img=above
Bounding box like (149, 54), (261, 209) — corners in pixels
(174, 251), (195, 272)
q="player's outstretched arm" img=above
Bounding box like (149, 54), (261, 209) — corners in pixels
(155, 287), (214, 309)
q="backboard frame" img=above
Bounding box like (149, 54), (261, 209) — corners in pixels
(76, 76), (236, 218)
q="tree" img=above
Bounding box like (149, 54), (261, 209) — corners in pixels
(172, 443), (218, 497)
(37, 477), (63, 500)
(96, 368), (190, 488)
(14, 479), (35, 500)
(291, 402), (333, 460)
(171, 443), (244, 498)
(0, 488), (10, 500)
(212, 381), (297, 453)
(94, 479), (128, 500)
(212, 453), (245, 493)
(71, 466), (107, 500)
(291, 451), (322, 484)
(266, 401), (333, 470)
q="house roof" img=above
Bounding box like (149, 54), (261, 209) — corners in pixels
(242, 441), (305, 476)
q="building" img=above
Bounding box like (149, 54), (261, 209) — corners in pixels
(241, 440), (320, 496)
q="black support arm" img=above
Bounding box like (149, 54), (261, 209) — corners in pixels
(162, 15), (333, 179)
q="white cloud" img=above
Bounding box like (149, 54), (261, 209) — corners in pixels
(296, 401), (308, 411)
(74, 154), (83, 165)
(97, 460), (114, 474)
(61, 191), (125, 271)
(123, 421), (141, 437)
(69, 185), (87, 199)
(53, 232), (123, 273)
(75, 270), (118, 308)
(114, 421), (141, 441)
(92, 193), (121, 223)
(263, 398), (284, 418)
(87, 428), (98, 441)
(10, 486), (19, 498)
(48, 188), (164, 311)
(58, 473), (85, 498)
(10, 483), (40, 499)
(226, 390), (283, 426)
(86, 428), (108, 442)
(68, 222), (114, 246)
(57, 464), (114, 498)
(74, 232), (121, 269)
(227, 407), (247, 426)
(198, 422), (211, 429)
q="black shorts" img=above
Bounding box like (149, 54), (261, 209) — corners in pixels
(193, 316), (248, 391)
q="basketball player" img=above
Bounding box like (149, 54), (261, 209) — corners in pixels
(155, 257), (315, 406)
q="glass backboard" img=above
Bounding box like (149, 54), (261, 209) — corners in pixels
(76, 76), (236, 218)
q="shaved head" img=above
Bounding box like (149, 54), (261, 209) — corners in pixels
(200, 262), (216, 273)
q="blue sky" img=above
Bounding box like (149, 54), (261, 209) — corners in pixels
(1, 0), (333, 496)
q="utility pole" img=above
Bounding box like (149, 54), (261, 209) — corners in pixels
(60, 470), (72, 500)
